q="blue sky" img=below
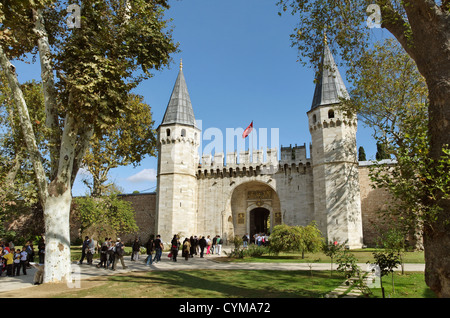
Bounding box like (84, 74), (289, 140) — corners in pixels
(12, 0), (392, 196)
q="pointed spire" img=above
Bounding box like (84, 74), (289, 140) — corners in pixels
(310, 36), (349, 110)
(160, 60), (196, 127)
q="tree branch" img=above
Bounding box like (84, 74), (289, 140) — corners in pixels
(32, 8), (60, 180)
(71, 125), (94, 189)
(0, 45), (48, 206)
(376, 1), (418, 61)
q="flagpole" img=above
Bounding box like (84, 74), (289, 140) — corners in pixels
(251, 120), (253, 163)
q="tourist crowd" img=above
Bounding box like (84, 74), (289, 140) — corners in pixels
(0, 239), (45, 278)
(76, 234), (226, 270)
(1, 232), (269, 282)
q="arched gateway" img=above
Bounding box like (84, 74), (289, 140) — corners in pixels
(154, 57), (364, 249)
(229, 181), (282, 240)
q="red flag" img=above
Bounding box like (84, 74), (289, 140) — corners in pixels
(242, 121), (253, 138)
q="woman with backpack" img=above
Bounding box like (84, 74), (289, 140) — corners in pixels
(112, 238), (127, 271)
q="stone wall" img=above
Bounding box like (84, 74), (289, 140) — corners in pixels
(118, 193), (157, 244)
(119, 165), (391, 247)
(358, 165), (393, 246)
(4, 167), (392, 248)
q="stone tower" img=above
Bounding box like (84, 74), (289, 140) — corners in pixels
(155, 60), (200, 242)
(307, 41), (363, 248)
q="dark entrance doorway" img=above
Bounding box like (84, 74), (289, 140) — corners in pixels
(249, 208), (270, 243)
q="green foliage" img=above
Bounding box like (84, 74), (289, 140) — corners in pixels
(244, 245), (268, 258)
(375, 141), (390, 161)
(0, 77), (46, 207)
(81, 93), (157, 197)
(322, 239), (346, 277)
(377, 227), (408, 274)
(225, 237), (269, 259)
(72, 193), (139, 240)
(1, 0), (178, 191)
(369, 251), (402, 298)
(48, 0), (178, 132)
(335, 249), (360, 281)
(343, 38), (450, 232)
(268, 224), (297, 255)
(231, 235), (243, 250)
(225, 235), (245, 258)
(358, 146), (366, 161)
(269, 223), (324, 257)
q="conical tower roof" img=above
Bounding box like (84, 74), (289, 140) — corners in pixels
(160, 60), (196, 127)
(310, 41), (349, 110)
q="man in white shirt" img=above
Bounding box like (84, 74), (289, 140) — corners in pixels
(19, 247), (28, 275)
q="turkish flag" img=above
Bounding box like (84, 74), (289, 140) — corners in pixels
(242, 121), (253, 138)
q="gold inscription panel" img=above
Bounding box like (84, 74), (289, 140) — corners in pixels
(247, 190), (272, 200)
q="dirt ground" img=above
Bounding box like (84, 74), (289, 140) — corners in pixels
(0, 275), (109, 298)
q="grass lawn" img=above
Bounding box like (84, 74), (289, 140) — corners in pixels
(57, 270), (345, 298)
(369, 272), (436, 298)
(225, 248), (425, 264)
(9, 246), (433, 299)
(30, 269), (434, 299)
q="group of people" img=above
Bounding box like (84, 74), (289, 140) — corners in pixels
(77, 235), (164, 270)
(1, 233), (227, 280)
(253, 233), (270, 247)
(78, 236), (128, 271)
(0, 239), (46, 281)
(167, 234), (224, 262)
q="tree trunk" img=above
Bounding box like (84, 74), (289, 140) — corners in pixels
(384, 1), (450, 297)
(422, 74), (450, 298)
(423, 201), (450, 298)
(43, 187), (73, 283)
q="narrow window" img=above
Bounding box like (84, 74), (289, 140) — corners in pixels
(166, 128), (171, 137)
(181, 129), (186, 137)
(328, 109), (335, 119)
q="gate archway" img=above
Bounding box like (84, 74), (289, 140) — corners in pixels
(249, 207), (270, 241)
(229, 181), (281, 240)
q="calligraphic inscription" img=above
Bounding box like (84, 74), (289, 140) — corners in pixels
(274, 212), (282, 225)
(237, 213), (245, 224)
(247, 190), (272, 200)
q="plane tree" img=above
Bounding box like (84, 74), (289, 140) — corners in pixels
(0, 0), (178, 283)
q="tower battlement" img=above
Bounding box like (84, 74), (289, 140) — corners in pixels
(197, 146), (312, 178)
(309, 116), (357, 132)
(200, 147), (278, 168)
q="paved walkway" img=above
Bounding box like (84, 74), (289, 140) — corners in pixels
(0, 249), (425, 297)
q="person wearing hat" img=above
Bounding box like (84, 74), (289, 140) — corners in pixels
(112, 238), (127, 271)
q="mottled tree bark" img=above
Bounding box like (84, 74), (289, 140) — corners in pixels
(381, 0), (450, 297)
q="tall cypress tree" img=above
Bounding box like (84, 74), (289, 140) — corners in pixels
(376, 142), (390, 160)
(358, 146), (367, 161)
